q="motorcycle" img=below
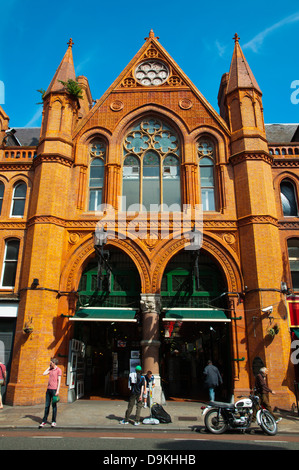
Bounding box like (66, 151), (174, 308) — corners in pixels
(201, 392), (277, 436)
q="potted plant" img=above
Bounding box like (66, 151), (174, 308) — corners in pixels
(23, 318), (33, 334)
(267, 324), (279, 338)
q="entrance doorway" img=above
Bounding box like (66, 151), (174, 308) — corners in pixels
(160, 249), (232, 402)
(73, 320), (142, 398)
(72, 248), (142, 399)
(161, 320), (231, 401)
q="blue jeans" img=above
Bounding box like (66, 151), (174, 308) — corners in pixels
(42, 389), (58, 423)
(208, 387), (215, 401)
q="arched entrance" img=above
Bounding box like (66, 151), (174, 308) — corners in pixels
(70, 247), (142, 399)
(160, 249), (232, 402)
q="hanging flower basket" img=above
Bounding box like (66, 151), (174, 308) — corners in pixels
(267, 324), (279, 338)
(23, 327), (33, 334)
(23, 322), (33, 334)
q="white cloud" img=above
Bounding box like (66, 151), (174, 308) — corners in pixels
(215, 40), (227, 58)
(243, 11), (299, 53)
(25, 107), (42, 127)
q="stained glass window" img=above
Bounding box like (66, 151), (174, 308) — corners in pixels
(123, 118), (180, 211)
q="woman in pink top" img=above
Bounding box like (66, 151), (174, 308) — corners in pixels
(39, 358), (62, 428)
(0, 362), (6, 409)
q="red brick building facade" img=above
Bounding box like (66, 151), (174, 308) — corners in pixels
(0, 31), (298, 409)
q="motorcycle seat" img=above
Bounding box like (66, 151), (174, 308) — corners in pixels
(209, 401), (235, 409)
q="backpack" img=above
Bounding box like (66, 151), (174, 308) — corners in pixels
(129, 373), (145, 395)
(151, 403), (172, 423)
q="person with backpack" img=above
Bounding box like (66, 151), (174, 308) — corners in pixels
(120, 365), (145, 426)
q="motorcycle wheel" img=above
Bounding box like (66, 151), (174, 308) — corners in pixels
(259, 410), (277, 436)
(204, 408), (228, 434)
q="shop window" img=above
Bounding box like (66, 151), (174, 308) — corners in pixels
(11, 182), (27, 217)
(280, 179), (298, 216)
(122, 117), (180, 211)
(197, 140), (216, 211)
(88, 140), (106, 211)
(1, 239), (20, 288)
(288, 239), (299, 291)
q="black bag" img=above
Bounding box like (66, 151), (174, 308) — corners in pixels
(151, 404), (172, 423)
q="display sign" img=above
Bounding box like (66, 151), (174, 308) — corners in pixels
(287, 296), (299, 328)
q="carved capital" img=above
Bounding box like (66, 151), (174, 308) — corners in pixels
(140, 293), (161, 314)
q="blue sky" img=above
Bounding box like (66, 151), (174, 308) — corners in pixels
(1, 0), (299, 128)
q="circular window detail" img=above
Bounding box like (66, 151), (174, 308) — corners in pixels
(134, 60), (169, 86)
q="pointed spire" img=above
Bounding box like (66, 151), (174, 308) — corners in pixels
(45, 39), (76, 95)
(226, 33), (261, 95)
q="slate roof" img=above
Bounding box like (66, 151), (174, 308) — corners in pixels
(6, 127), (40, 146)
(265, 124), (299, 143)
(5, 125), (299, 147)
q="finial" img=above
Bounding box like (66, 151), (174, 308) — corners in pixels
(233, 33), (240, 43)
(67, 38), (74, 48)
(145, 29), (159, 41)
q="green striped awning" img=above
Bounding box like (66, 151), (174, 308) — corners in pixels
(292, 328), (299, 339)
(71, 307), (138, 322)
(162, 308), (230, 322)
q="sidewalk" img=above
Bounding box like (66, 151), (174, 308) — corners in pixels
(0, 399), (299, 434)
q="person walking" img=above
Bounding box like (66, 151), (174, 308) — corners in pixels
(254, 366), (281, 422)
(120, 365), (145, 425)
(39, 358), (62, 428)
(203, 360), (223, 402)
(0, 361), (6, 409)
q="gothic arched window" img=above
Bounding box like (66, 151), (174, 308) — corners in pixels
(11, 181), (27, 217)
(280, 179), (298, 216)
(198, 139), (216, 211)
(122, 118), (180, 211)
(1, 239), (20, 288)
(88, 140), (106, 211)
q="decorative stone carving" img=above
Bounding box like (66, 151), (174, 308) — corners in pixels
(140, 293), (161, 313)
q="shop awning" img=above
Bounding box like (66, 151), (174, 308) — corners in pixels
(292, 328), (299, 339)
(70, 307), (138, 322)
(162, 308), (230, 322)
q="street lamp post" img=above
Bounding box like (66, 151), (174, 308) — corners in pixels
(94, 227), (112, 292)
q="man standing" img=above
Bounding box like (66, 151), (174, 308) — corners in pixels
(255, 367), (281, 422)
(39, 358), (62, 428)
(203, 360), (223, 402)
(120, 365), (145, 426)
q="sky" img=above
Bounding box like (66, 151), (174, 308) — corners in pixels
(1, 0), (299, 128)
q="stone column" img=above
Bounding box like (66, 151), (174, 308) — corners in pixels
(140, 293), (162, 403)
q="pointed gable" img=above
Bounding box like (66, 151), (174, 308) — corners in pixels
(74, 30), (229, 139)
(226, 34), (262, 95)
(45, 39), (76, 96)
(114, 29), (188, 90)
